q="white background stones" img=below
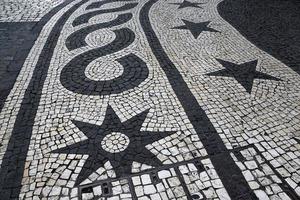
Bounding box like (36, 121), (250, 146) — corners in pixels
(0, 0), (299, 199)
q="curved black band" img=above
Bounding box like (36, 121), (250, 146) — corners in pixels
(66, 13), (133, 50)
(73, 3), (138, 26)
(60, 28), (149, 95)
(86, 0), (135, 10)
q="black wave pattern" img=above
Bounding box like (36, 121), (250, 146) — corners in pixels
(86, 0), (135, 10)
(66, 13), (133, 50)
(218, 0), (300, 75)
(60, 28), (149, 95)
(73, 2), (138, 27)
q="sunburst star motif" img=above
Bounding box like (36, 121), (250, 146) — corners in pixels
(52, 106), (174, 185)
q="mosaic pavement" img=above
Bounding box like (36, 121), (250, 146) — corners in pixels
(0, 0), (299, 199)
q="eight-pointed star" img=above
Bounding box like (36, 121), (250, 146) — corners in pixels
(170, 0), (204, 9)
(206, 59), (281, 93)
(172, 20), (219, 39)
(52, 105), (174, 185)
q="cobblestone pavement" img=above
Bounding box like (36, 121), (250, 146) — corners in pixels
(0, 0), (299, 199)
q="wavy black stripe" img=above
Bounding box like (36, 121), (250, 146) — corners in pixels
(66, 13), (132, 50)
(86, 0), (135, 10)
(61, 28), (149, 95)
(73, 3), (138, 27)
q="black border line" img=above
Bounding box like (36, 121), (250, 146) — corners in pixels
(138, 0), (257, 199)
(0, 0), (90, 198)
(0, 0), (77, 113)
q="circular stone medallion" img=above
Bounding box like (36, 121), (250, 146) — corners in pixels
(101, 132), (130, 153)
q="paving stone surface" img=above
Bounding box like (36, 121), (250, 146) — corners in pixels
(0, 0), (299, 199)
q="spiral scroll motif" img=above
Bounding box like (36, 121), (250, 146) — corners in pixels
(60, 1), (149, 95)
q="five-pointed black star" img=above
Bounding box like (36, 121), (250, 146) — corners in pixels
(172, 20), (219, 39)
(170, 0), (204, 9)
(52, 106), (174, 185)
(206, 59), (281, 93)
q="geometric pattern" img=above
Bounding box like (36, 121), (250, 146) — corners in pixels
(0, 0), (299, 199)
(170, 0), (204, 9)
(52, 106), (173, 185)
(206, 59), (281, 93)
(172, 20), (219, 39)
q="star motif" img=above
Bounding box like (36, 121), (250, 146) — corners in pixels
(52, 106), (174, 185)
(170, 0), (204, 9)
(206, 59), (281, 93)
(172, 20), (219, 39)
